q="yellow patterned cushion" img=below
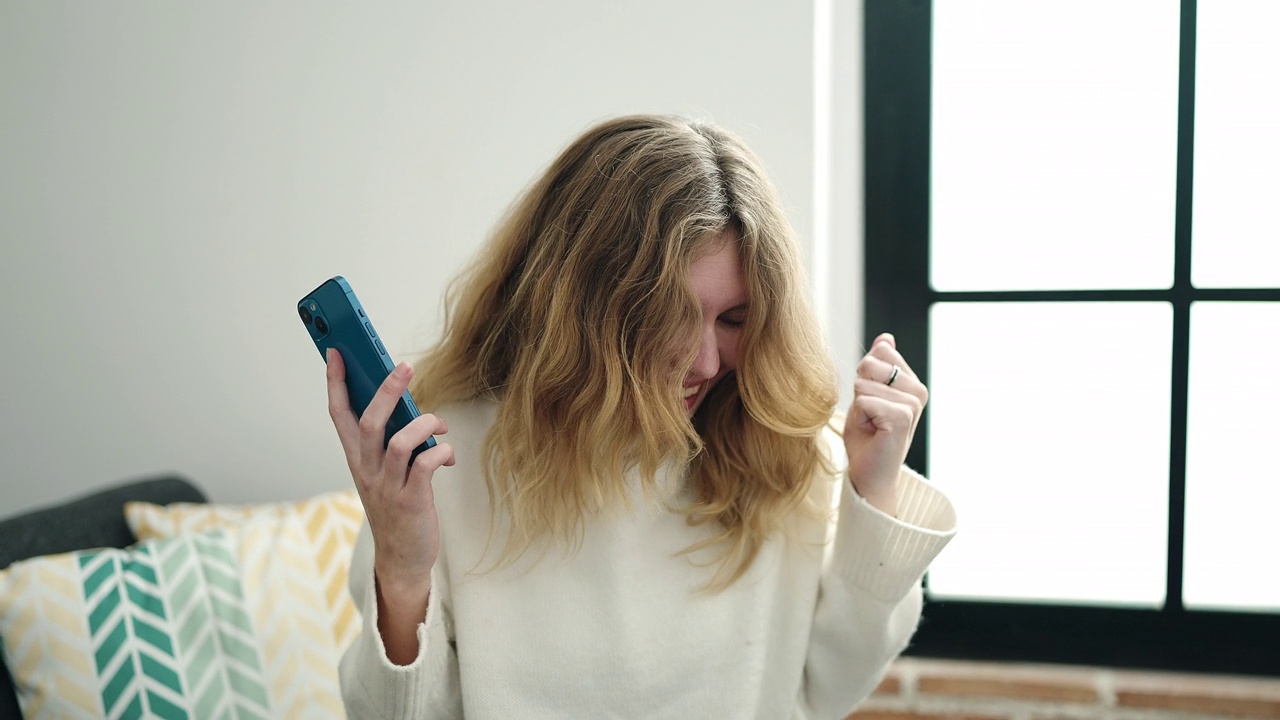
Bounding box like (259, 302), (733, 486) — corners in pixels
(0, 517), (346, 718)
(124, 490), (365, 654)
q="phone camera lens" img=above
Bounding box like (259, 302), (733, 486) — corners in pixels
(298, 305), (313, 324)
(314, 316), (329, 334)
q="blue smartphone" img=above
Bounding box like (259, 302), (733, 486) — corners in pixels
(298, 276), (436, 463)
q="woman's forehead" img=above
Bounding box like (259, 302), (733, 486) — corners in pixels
(691, 238), (749, 309)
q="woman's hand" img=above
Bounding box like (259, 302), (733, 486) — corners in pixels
(843, 333), (927, 516)
(325, 348), (454, 664)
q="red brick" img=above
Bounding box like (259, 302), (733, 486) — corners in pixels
(917, 675), (1098, 704)
(849, 707), (1008, 712)
(1114, 668), (1280, 718)
(1116, 691), (1280, 718)
(873, 674), (902, 696)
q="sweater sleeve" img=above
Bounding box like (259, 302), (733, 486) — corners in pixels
(338, 520), (463, 719)
(798, 466), (956, 719)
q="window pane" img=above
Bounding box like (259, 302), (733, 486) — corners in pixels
(1192, 1), (1280, 288)
(931, 1), (1179, 291)
(927, 302), (1171, 605)
(1184, 302), (1280, 611)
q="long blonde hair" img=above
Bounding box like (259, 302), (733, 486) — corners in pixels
(411, 114), (838, 588)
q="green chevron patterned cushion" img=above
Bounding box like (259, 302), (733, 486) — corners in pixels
(0, 517), (345, 719)
(124, 490), (365, 655)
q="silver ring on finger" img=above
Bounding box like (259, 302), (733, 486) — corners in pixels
(886, 364), (901, 386)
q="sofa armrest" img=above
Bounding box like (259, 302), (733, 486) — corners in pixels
(0, 475), (207, 571)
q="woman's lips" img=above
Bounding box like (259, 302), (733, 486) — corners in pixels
(683, 384), (703, 412)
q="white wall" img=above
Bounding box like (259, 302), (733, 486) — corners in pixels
(0, 0), (862, 518)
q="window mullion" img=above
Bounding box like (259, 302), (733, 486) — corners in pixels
(1165, 0), (1199, 613)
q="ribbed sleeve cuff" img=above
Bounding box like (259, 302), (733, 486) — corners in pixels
(339, 560), (449, 716)
(834, 467), (957, 602)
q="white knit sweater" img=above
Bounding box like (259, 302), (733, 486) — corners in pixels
(339, 400), (956, 719)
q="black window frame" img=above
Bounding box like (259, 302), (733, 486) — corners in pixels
(864, 0), (1280, 676)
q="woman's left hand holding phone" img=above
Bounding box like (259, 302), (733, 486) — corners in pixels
(325, 348), (455, 666)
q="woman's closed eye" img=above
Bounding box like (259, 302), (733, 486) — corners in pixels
(718, 313), (746, 329)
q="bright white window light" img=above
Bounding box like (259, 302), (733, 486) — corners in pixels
(1191, 1), (1280, 288)
(926, 302), (1172, 605)
(931, 0), (1179, 291)
(1183, 302), (1280, 611)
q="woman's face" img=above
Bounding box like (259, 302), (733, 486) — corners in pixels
(682, 234), (748, 415)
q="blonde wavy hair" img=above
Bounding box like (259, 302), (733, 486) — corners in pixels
(410, 114), (838, 588)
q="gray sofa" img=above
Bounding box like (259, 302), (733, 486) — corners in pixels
(0, 475), (208, 720)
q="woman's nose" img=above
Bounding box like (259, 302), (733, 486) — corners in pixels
(688, 325), (721, 381)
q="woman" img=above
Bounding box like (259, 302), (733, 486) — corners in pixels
(328, 115), (956, 719)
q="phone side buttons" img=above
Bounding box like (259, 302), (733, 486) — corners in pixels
(375, 338), (386, 355)
(364, 322), (376, 338)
